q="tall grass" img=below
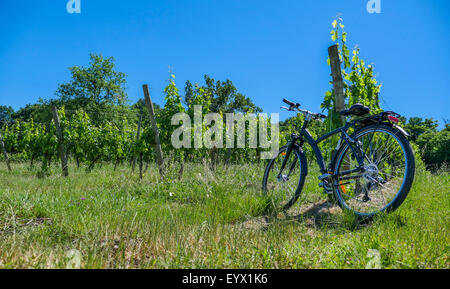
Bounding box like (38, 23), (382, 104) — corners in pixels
(0, 161), (448, 268)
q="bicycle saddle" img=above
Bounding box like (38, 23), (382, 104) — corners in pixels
(340, 104), (370, 117)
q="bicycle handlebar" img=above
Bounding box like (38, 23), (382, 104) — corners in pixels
(281, 99), (326, 121)
(283, 98), (300, 108)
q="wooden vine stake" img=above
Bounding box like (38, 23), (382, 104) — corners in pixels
(328, 45), (350, 171)
(0, 133), (11, 171)
(52, 106), (69, 177)
(143, 84), (165, 178)
(137, 114), (144, 180)
(132, 114), (142, 172)
(328, 44), (346, 123)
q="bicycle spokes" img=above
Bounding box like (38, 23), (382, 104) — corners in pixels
(264, 149), (301, 212)
(336, 129), (407, 214)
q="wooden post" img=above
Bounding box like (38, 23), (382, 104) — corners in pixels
(328, 45), (350, 175)
(178, 151), (184, 180)
(210, 146), (217, 173)
(132, 114), (142, 172)
(52, 106), (69, 177)
(143, 84), (165, 177)
(139, 153), (143, 180)
(0, 133), (11, 172)
(137, 114), (143, 179)
(328, 44), (346, 123)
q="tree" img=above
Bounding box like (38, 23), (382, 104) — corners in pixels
(185, 75), (262, 114)
(0, 105), (14, 124)
(11, 98), (54, 124)
(131, 98), (162, 127)
(55, 54), (128, 125)
(404, 117), (438, 142)
(416, 127), (449, 167)
(56, 54), (127, 105)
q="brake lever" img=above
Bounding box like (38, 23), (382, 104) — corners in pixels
(280, 106), (293, 111)
(313, 113), (326, 123)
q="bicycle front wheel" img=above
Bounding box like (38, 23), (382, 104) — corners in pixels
(332, 124), (415, 218)
(262, 146), (307, 213)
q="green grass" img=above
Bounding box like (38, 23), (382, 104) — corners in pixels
(0, 160), (448, 269)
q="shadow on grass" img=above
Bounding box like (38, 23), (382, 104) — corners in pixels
(256, 200), (375, 232)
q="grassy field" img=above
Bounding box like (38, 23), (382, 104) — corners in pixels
(0, 160), (448, 269)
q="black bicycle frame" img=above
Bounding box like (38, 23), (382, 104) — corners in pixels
(279, 119), (366, 179)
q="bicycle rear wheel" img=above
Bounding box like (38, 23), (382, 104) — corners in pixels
(262, 146), (307, 213)
(332, 124), (415, 218)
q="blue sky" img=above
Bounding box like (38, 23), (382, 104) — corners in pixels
(0, 0), (449, 126)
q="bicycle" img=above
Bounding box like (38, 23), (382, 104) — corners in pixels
(262, 98), (415, 219)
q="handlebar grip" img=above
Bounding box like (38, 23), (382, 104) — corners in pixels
(283, 99), (300, 108)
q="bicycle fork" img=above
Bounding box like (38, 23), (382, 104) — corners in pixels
(277, 135), (297, 181)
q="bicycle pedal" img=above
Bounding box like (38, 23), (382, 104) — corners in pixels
(319, 182), (333, 194)
(318, 173), (332, 181)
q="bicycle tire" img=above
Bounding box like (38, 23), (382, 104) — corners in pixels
(262, 145), (308, 213)
(332, 124), (415, 219)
